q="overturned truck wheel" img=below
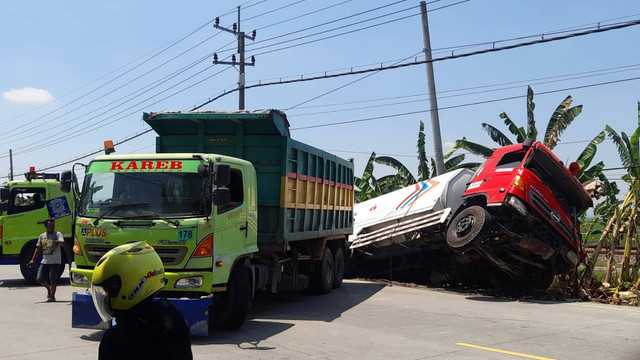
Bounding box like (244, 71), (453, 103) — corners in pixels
(446, 205), (491, 252)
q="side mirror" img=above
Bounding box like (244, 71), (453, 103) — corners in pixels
(212, 187), (230, 206)
(214, 163), (230, 186)
(60, 170), (73, 193)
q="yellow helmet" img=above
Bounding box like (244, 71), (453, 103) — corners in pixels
(90, 241), (165, 321)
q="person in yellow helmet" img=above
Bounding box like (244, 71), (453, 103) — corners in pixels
(91, 241), (192, 360)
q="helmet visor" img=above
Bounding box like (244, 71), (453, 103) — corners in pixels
(90, 284), (113, 322)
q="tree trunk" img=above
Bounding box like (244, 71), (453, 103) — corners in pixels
(584, 215), (616, 280)
(620, 206), (637, 283)
(603, 214), (621, 286)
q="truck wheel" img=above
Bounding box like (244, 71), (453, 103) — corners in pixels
(310, 247), (334, 294)
(446, 206), (491, 252)
(211, 264), (252, 331)
(19, 242), (40, 285)
(332, 247), (344, 289)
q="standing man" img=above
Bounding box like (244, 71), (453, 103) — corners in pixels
(28, 218), (64, 302)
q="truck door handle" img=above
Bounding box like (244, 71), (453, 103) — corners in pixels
(239, 222), (248, 237)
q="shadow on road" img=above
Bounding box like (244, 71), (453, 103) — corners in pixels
(0, 276), (70, 288)
(194, 280), (385, 346)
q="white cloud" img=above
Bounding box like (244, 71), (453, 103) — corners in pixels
(444, 141), (455, 150)
(3, 87), (54, 104)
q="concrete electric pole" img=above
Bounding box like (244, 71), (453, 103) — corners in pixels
(420, 1), (445, 176)
(213, 6), (256, 110)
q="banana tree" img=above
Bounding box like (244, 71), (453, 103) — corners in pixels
(354, 152), (381, 202)
(605, 109), (640, 286)
(452, 86), (582, 156)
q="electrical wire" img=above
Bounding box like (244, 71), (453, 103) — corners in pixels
(193, 18), (640, 110)
(10, 4), (638, 173)
(290, 75), (640, 130)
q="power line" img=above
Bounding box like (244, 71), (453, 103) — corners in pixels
(238, 1), (412, 53)
(284, 51), (423, 111)
(193, 18), (640, 110)
(290, 75), (640, 130)
(15, 6), (638, 172)
(0, 36), (232, 145)
(0, 17), (223, 133)
(4, 66), (233, 158)
(19, 69), (636, 176)
(287, 63), (640, 117)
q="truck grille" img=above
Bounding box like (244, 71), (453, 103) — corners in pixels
(84, 245), (189, 265)
(528, 190), (575, 244)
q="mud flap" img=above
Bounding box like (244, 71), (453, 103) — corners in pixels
(71, 292), (212, 336)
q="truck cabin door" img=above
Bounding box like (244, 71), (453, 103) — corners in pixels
(4, 187), (48, 246)
(212, 167), (248, 260)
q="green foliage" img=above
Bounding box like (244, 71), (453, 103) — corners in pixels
(499, 112), (526, 143)
(544, 96), (582, 150)
(481, 123), (513, 146)
(453, 137), (494, 158)
(526, 86), (537, 141)
(417, 121), (430, 181)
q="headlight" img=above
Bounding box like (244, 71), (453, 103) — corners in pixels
(506, 196), (528, 217)
(175, 276), (203, 288)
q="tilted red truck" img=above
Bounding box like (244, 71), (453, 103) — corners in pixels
(445, 140), (593, 289)
(350, 140), (593, 290)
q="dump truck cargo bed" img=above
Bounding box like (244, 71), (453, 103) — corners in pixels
(144, 110), (354, 248)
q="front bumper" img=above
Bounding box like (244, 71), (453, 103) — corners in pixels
(70, 267), (214, 295)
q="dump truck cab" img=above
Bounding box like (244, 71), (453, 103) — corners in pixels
(445, 141), (592, 289)
(0, 169), (73, 283)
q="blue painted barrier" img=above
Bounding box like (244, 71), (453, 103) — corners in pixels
(71, 292), (212, 336)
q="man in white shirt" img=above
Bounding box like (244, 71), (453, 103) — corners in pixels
(28, 218), (64, 302)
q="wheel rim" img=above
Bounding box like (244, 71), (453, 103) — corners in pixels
(455, 215), (475, 237)
(324, 256), (333, 285)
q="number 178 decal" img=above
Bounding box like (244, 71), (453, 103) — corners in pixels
(177, 229), (194, 241)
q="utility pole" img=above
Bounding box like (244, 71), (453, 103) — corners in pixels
(420, 1), (444, 176)
(9, 149), (13, 181)
(213, 6), (256, 110)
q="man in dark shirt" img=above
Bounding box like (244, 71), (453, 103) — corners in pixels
(90, 241), (192, 360)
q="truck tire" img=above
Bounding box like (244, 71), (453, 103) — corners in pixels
(310, 247), (334, 294)
(332, 246), (344, 289)
(19, 242), (40, 285)
(446, 206), (491, 252)
(19, 243), (66, 285)
(211, 264), (252, 331)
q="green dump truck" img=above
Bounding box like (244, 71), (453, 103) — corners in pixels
(0, 169), (73, 283)
(68, 110), (354, 333)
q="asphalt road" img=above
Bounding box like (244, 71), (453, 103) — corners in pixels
(1, 265), (639, 360)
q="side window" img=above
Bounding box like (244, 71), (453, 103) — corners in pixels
(8, 188), (46, 215)
(217, 169), (244, 214)
(496, 150), (527, 169)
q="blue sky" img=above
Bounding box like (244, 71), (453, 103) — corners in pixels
(1, 0), (639, 192)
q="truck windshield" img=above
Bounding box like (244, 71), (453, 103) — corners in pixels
(79, 172), (203, 218)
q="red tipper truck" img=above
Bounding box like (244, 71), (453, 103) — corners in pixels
(445, 140), (593, 288)
(350, 140), (593, 290)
